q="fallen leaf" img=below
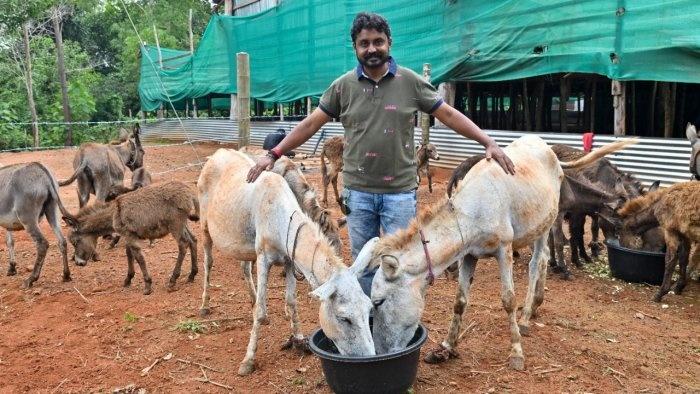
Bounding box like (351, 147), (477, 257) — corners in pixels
(163, 353), (173, 360)
(606, 338), (618, 343)
(534, 322), (545, 328)
(296, 367), (307, 373)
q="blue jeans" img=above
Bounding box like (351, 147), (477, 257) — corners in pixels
(343, 188), (417, 296)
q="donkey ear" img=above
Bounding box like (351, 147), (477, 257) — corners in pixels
(380, 254), (401, 280)
(309, 279), (337, 301)
(687, 123), (698, 144)
(349, 237), (379, 277)
(647, 180), (661, 193)
(62, 215), (79, 229)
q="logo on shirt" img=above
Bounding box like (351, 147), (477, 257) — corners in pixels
(365, 151), (380, 158)
(384, 104), (398, 111)
(383, 176), (395, 181)
(384, 128), (395, 134)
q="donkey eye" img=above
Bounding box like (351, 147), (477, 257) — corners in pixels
(340, 317), (352, 325)
(373, 299), (385, 309)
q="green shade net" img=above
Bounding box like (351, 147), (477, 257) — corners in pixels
(139, 0), (700, 111)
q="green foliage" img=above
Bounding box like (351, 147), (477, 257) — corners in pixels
(123, 311), (140, 323)
(0, 0), (211, 149)
(174, 319), (204, 334)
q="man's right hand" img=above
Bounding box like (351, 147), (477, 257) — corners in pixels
(246, 155), (275, 183)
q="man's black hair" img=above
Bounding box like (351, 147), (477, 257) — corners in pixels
(350, 12), (391, 43)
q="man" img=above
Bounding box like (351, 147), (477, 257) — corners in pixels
(247, 12), (515, 294)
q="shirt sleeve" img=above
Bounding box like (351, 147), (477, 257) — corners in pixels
(415, 73), (443, 114)
(319, 78), (342, 118)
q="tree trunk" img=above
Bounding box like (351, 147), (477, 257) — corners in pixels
(23, 22), (40, 147)
(590, 80), (597, 132)
(467, 83), (476, 120)
(612, 80), (626, 136)
(630, 82), (636, 135)
(53, 11), (73, 146)
(662, 82), (676, 138)
(535, 81), (544, 131)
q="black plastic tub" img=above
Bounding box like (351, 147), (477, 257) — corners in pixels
(605, 239), (665, 285)
(309, 322), (427, 394)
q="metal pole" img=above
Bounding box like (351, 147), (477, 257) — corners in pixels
(421, 63), (431, 144)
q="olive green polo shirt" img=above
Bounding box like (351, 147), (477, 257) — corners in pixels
(319, 58), (443, 193)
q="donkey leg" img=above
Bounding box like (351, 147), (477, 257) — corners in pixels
(239, 254), (272, 376)
(519, 234), (548, 335)
(167, 237), (187, 290)
(128, 241), (153, 295)
(551, 215), (572, 280)
(77, 176), (91, 208)
(240, 261), (257, 305)
(124, 246), (135, 287)
(280, 262), (309, 353)
(22, 221), (49, 288)
(199, 224), (215, 316)
(424, 255), (477, 364)
(6, 231), (16, 276)
(497, 243), (525, 370)
(427, 171), (433, 193)
(589, 215), (602, 258)
(654, 232), (680, 302)
(45, 203), (70, 282)
(185, 226), (198, 282)
(673, 237), (691, 295)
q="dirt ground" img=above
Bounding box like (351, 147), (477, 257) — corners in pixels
(0, 142), (697, 393)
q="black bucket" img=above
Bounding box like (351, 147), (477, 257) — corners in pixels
(605, 239), (665, 285)
(309, 322), (427, 394)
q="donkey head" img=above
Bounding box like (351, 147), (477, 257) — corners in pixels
(687, 123), (699, 180)
(62, 215), (99, 266)
(309, 238), (377, 356)
(126, 124), (145, 171)
(352, 238), (427, 354)
(417, 143), (440, 161)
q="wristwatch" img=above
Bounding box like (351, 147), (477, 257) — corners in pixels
(267, 147), (282, 161)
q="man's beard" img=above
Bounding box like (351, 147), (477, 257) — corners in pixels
(359, 52), (388, 69)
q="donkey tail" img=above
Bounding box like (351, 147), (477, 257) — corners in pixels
(320, 147), (329, 184)
(188, 195), (200, 222)
(58, 161), (87, 186)
(559, 139), (637, 169)
(34, 162), (75, 220)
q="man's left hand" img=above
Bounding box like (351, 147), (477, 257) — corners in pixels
(485, 142), (516, 175)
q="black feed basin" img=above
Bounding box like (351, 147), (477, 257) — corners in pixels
(605, 239), (665, 285)
(309, 322), (427, 394)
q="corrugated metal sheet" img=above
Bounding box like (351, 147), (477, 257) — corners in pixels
(141, 119), (693, 187)
(234, 0), (277, 16)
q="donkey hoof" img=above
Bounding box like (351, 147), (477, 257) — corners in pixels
(280, 336), (311, 354)
(559, 271), (573, 280)
(260, 316), (270, 325)
(518, 323), (530, 337)
(238, 362), (255, 376)
(7, 268), (16, 276)
(509, 356), (525, 371)
(652, 293), (664, 303)
(22, 278), (34, 289)
(423, 344), (458, 364)
(199, 308), (211, 317)
(143, 287), (153, 295)
(62, 274), (72, 282)
(673, 285), (685, 295)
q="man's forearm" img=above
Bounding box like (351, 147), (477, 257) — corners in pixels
(272, 108), (330, 154)
(433, 104), (495, 147)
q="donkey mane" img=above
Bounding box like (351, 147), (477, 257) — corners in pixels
(373, 197), (450, 258)
(618, 189), (664, 217)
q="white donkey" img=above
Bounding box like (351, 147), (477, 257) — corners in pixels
(197, 149), (375, 376)
(360, 135), (635, 371)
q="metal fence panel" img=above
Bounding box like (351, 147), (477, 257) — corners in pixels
(141, 119), (693, 187)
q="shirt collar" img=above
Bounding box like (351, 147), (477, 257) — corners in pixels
(355, 57), (397, 81)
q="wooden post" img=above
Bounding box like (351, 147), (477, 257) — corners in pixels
(559, 76), (570, 133)
(612, 80), (626, 136)
(279, 103), (284, 121)
(53, 9), (73, 146)
(189, 9), (198, 118)
(590, 80), (596, 132)
(306, 97), (312, 115)
(434, 82), (455, 126)
(23, 22), (40, 147)
(630, 82), (636, 134)
(508, 82), (515, 130)
(467, 82), (476, 120)
(153, 25), (164, 119)
(421, 63), (431, 143)
(522, 79), (531, 131)
(225, 0), (237, 119)
(661, 82), (676, 138)
(649, 81), (657, 135)
(236, 52), (250, 148)
(535, 80), (544, 131)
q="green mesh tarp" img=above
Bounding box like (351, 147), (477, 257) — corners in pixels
(139, 0), (700, 111)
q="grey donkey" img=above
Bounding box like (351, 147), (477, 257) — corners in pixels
(60, 123), (145, 207)
(0, 162), (72, 287)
